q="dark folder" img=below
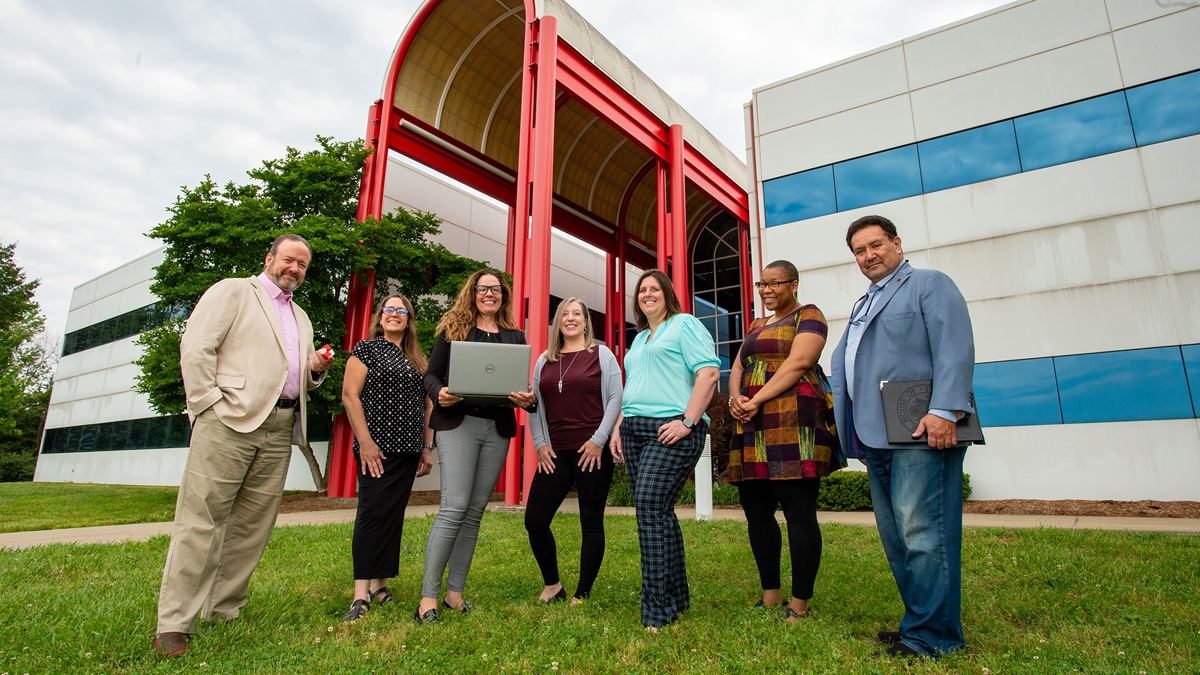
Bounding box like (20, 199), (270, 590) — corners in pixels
(881, 380), (984, 445)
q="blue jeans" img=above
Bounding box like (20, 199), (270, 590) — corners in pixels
(861, 438), (966, 658)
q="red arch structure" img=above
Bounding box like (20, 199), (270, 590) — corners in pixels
(327, 0), (751, 502)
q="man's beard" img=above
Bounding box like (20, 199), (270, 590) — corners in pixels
(267, 268), (301, 292)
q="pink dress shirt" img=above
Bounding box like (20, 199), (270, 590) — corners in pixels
(257, 272), (303, 400)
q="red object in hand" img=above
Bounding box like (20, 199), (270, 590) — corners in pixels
(317, 344), (334, 360)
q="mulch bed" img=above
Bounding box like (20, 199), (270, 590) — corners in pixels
(279, 492), (1200, 519)
(962, 499), (1200, 519)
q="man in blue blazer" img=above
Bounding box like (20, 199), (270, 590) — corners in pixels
(830, 215), (975, 659)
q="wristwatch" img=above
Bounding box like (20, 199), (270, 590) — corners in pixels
(682, 416), (695, 429)
(424, 442), (436, 450)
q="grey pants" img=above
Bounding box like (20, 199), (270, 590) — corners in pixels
(421, 415), (510, 598)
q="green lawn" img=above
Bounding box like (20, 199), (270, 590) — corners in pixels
(1, 513), (1196, 674)
(0, 482), (179, 533)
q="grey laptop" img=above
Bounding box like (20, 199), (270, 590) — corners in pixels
(447, 341), (532, 407)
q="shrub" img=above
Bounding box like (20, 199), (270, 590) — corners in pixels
(817, 472), (873, 511)
(0, 453), (36, 482)
(606, 454), (971, 510)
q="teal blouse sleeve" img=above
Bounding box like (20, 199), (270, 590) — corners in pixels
(677, 315), (720, 373)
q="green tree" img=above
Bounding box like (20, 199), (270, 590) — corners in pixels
(0, 241), (54, 481)
(134, 136), (487, 491)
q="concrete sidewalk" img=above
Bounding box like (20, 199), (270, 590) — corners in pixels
(2, 501), (1196, 551)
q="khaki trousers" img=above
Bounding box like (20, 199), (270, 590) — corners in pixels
(156, 407), (294, 634)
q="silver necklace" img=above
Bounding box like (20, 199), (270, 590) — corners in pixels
(558, 350), (582, 392)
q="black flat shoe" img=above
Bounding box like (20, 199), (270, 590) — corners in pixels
(876, 630), (902, 645)
(443, 599), (474, 613)
(873, 642), (922, 660)
(342, 599), (369, 623)
(775, 606), (808, 623)
(413, 605), (440, 624)
(541, 588), (568, 604)
(370, 587), (394, 604)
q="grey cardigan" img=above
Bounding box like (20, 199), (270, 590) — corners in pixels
(528, 345), (623, 450)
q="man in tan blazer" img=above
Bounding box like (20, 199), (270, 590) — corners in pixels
(154, 234), (333, 658)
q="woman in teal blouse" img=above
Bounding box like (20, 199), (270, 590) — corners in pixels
(611, 269), (720, 631)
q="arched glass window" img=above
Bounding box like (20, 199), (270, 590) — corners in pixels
(691, 213), (744, 393)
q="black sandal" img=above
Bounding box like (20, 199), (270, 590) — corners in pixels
(541, 588), (568, 604)
(370, 587), (394, 604)
(776, 606), (808, 623)
(443, 599), (474, 613)
(342, 599), (370, 623)
(413, 605), (440, 624)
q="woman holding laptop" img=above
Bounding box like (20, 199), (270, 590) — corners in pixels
(611, 269), (720, 631)
(417, 269), (536, 624)
(525, 298), (623, 605)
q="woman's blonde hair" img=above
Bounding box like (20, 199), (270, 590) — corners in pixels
(435, 268), (517, 342)
(367, 294), (428, 374)
(545, 297), (596, 362)
(632, 268), (683, 332)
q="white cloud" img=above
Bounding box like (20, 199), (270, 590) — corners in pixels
(1, 0), (1008, 335)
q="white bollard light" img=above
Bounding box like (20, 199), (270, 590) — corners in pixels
(695, 434), (713, 521)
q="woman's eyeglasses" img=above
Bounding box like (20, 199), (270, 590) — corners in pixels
(475, 285), (503, 296)
(381, 307), (409, 315)
(753, 279), (797, 290)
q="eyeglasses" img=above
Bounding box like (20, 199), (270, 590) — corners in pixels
(381, 307), (409, 315)
(753, 279), (797, 290)
(475, 285), (503, 296)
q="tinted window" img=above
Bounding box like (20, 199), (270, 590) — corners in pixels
(973, 358), (1062, 427)
(763, 166), (836, 227)
(1182, 344), (1200, 418)
(1014, 92), (1135, 172)
(918, 120), (1021, 193)
(833, 145), (922, 213)
(1055, 347), (1192, 424)
(1126, 69), (1200, 146)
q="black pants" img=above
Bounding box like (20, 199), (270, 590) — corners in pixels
(736, 477), (822, 600)
(352, 452), (420, 580)
(523, 446), (614, 598)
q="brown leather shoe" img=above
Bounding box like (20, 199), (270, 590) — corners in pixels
(153, 632), (188, 658)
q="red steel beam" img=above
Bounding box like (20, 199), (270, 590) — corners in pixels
(523, 15), (559, 505)
(669, 125), (689, 311)
(655, 160), (668, 270)
(504, 15), (539, 506)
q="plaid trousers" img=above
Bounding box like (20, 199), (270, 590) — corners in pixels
(621, 415), (707, 628)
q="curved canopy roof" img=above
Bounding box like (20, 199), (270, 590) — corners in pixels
(386, 0), (747, 253)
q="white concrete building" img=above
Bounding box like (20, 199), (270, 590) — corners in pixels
(746, 0), (1200, 500)
(34, 157), (637, 489)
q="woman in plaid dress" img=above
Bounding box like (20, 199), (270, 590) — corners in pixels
(611, 269), (720, 631)
(728, 260), (845, 623)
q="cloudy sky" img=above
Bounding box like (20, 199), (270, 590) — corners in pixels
(1, 0), (1008, 334)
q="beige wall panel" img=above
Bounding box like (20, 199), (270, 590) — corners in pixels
(964, 420), (1200, 500)
(466, 231), (505, 269)
(1139, 134), (1200, 209)
(925, 150), (1150, 247)
(763, 195), (929, 273)
(1113, 8), (1200, 86)
(758, 95), (915, 180)
(968, 277), (1178, 362)
(1155, 203), (1200, 275)
(1107, 0), (1197, 31)
(904, 0), (1110, 90)
(469, 201), (508, 244)
(910, 36), (1123, 140)
(755, 46), (909, 135)
(930, 211), (1164, 303)
(1166, 271), (1200, 344)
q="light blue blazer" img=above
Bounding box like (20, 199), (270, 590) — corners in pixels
(830, 260), (976, 451)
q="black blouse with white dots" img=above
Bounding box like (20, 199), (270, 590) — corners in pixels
(350, 337), (426, 455)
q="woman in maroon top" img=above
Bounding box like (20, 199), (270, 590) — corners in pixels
(525, 298), (623, 604)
